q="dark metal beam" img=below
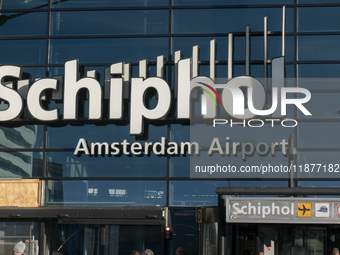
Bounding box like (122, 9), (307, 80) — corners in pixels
(0, 206), (165, 219)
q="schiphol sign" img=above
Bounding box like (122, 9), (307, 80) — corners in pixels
(0, 58), (311, 135)
(0, 7), (312, 136)
(225, 197), (340, 224)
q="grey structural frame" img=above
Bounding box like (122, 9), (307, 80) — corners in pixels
(215, 187), (340, 255)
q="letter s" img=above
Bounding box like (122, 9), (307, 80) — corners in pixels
(232, 202), (241, 214)
(0, 66), (23, 121)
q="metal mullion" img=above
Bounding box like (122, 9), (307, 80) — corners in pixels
(298, 148), (340, 151)
(171, 4), (295, 9)
(49, 34), (170, 39)
(297, 118), (340, 122)
(50, 6), (170, 12)
(0, 36), (48, 40)
(46, 0), (52, 75)
(294, 0), (299, 187)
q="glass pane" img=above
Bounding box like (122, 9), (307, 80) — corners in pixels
(51, 10), (169, 36)
(173, 0), (293, 5)
(173, 8), (294, 34)
(305, 229), (324, 255)
(299, 64), (340, 79)
(107, 225), (161, 255)
(25, 67), (47, 80)
(0, 12), (47, 36)
(172, 35), (294, 63)
(298, 122), (340, 148)
(47, 125), (166, 148)
(298, 7), (340, 32)
(0, 39), (46, 64)
(170, 125), (190, 177)
(46, 180), (166, 206)
(46, 222), (162, 255)
(298, 0), (340, 3)
(0, 222), (40, 255)
(172, 37), (228, 61)
(0, 151), (42, 178)
(230, 180), (289, 187)
(170, 210), (198, 255)
(248, 35), (294, 62)
(169, 180), (229, 206)
(51, 0), (168, 8)
(297, 93), (340, 119)
(0, 126), (43, 149)
(171, 156), (190, 177)
(298, 180), (340, 188)
(298, 35), (340, 61)
(191, 123), (292, 146)
(297, 151), (340, 179)
(50, 38), (168, 64)
(1, 0), (47, 9)
(46, 151), (167, 177)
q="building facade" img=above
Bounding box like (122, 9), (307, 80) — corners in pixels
(0, 0), (340, 255)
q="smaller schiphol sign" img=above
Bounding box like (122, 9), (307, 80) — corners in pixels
(225, 197), (340, 224)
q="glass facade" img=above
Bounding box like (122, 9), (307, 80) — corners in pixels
(1, 0), (340, 255)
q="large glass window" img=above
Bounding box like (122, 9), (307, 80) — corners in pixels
(0, 40), (46, 64)
(170, 210), (198, 255)
(172, 37), (228, 61)
(298, 36), (340, 61)
(46, 222), (162, 255)
(51, 10), (169, 36)
(297, 151), (340, 179)
(0, 221), (40, 255)
(49, 38), (168, 64)
(169, 181), (228, 206)
(0, 126), (43, 149)
(46, 151), (167, 177)
(0, 151), (42, 178)
(297, 122), (340, 148)
(172, 8), (294, 34)
(298, 7), (340, 32)
(0, 12), (47, 37)
(298, 64), (340, 79)
(47, 125), (167, 148)
(46, 180), (167, 206)
(51, 0), (168, 8)
(297, 93), (340, 119)
(173, 0), (293, 5)
(1, 0), (47, 10)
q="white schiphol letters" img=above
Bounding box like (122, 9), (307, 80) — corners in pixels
(63, 59), (102, 120)
(0, 58), (313, 136)
(231, 201), (295, 218)
(109, 63), (123, 119)
(27, 78), (59, 121)
(130, 77), (171, 135)
(0, 66), (23, 121)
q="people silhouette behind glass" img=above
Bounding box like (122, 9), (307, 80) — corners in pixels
(243, 250), (251, 255)
(175, 247), (184, 255)
(142, 249), (154, 255)
(131, 250), (141, 255)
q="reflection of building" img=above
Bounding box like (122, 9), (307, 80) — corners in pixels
(0, 1), (339, 255)
(0, 126), (37, 177)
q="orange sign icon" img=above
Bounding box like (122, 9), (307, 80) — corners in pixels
(297, 203), (312, 217)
